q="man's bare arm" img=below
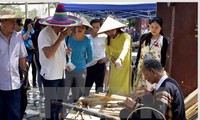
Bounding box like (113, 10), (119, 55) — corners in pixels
(43, 28), (71, 59)
(19, 57), (28, 72)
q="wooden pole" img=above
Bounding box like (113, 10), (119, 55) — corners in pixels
(52, 101), (119, 120)
(168, 4), (175, 76)
(48, 3), (50, 17)
(25, 2), (28, 18)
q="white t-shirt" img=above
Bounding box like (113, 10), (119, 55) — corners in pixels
(86, 34), (107, 67)
(38, 26), (66, 80)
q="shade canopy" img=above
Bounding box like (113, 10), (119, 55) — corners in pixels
(60, 2), (156, 19)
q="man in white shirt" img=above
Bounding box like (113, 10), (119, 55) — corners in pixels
(0, 8), (28, 120)
(85, 19), (108, 96)
(38, 3), (82, 120)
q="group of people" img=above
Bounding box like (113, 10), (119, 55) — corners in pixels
(37, 4), (132, 119)
(119, 14), (186, 120)
(0, 3), (186, 120)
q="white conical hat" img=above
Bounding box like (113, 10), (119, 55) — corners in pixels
(97, 16), (126, 34)
(80, 17), (93, 29)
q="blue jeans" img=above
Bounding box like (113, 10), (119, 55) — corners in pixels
(41, 76), (65, 120)
(0, 89), (21, 120)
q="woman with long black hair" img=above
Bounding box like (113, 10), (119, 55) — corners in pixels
(98, 16), (132, 96)
(134, 17), (168, 95)
(21, 18), (37, 87)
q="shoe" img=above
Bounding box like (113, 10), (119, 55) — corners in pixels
(103, 89), (108, 93)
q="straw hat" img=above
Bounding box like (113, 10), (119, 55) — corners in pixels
(97, 16), (126, 34)
(80, 17), (93, 29)
(0, 8), (23, 19)
(39, 3), (82, 27)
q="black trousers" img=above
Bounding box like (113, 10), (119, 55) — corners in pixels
(21, 85), (28, 119)
(28, 54), (37, 87)
(84, 62), (105, 96)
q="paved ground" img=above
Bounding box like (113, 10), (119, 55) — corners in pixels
(22, 87), (44, 120)
(23, 67), (102, 120)
(23, 86), (103, 120)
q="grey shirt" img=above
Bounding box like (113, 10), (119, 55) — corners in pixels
(0, 31), (27, 90)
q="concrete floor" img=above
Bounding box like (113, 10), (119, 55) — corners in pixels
(23, 86), (107, 120)
(23, 69), (102, 120)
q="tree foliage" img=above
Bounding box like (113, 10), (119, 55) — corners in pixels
(127, 18), (136, 27)
(0, 4), (39, 19)
(0, 5), (25, 17)
(28, 9), (38, 19)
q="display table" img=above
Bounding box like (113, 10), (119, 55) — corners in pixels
(55, 93), (127, 120)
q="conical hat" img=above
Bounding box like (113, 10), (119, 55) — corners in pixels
(97, 16), (126, 34)
(80, 17), (93, 29)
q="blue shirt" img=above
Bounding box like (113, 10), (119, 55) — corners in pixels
(21, 28), (35, 49)
(65, 35), (93, 72)
(21, 28), (35, 62)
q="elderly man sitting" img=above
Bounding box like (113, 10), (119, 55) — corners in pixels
(120, 59), (186, 120)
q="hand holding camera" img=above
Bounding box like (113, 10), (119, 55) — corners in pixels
(59, 28), (72, 41)
(27, 23), (33, 31)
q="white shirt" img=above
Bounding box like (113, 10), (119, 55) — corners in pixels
(86, 34), (107, 67)
(0, 31), (27, 90)
(156, 74), (168, 90)
(38, 26), (66, 80)
(150, 35), (163, 48)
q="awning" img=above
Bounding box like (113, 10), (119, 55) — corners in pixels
(61, 2), (156, 19)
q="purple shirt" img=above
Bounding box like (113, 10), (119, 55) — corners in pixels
(0, 31), (27, 90)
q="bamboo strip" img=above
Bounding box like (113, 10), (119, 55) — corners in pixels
(186, 102), (197, 114)
(103, 107), (124, 111)
(184, 89), (198, 110)
(94, 93), (127, 101)
(187, 109), (197, 119)
(100, 110), (120, 116)
(187, 106), (197, 117)
(186, 102), (198, 119)
(187, 105), (197, 117)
